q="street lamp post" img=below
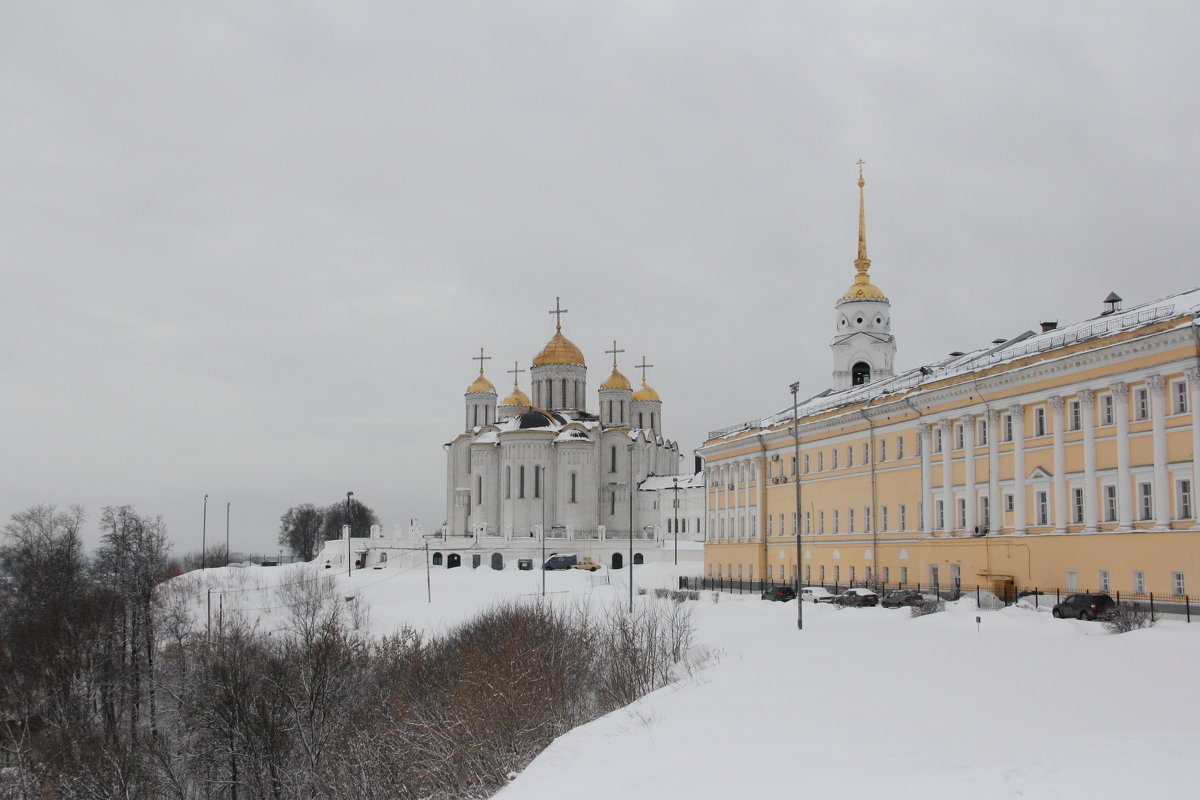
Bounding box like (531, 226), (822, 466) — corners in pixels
(541, 466), (546, 598)
(671, 477), (680, 566)
(346, 491), (354, 577)
(628, 443), (635, 613)
(791, 382), (803, 631)
(225, 501), (230, 562)
(202, 494), (208, 571)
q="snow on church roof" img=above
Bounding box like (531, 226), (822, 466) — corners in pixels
(707, 286), (1200, 443)
(638, 473), (705, 492)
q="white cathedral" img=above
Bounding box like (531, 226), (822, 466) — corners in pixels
(445, 300), (689, 546)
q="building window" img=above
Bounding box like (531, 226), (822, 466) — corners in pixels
(1135, 387), (1149, 420)
(817, 452), (824, 471)
(1034, 407), (1046, 437)
(864, 506), (871, 530)
(1066, 571), (1077, 592)
(832, 449), (838, 469)
(518, 465), (525, 499)
(954, 422), (964, 450)
(1069, 399), (1081, 431)
(899, 504), (907, 531)
(897, 436), (904, 459)
(935, 500), (944, 529)
(833, 510), (840, 534)
(1002, 412), (1013, 442)
(804, 511), (811, 534)
(956, 498), (966, 529)
(1104, 485), (1118, 522)
(1172, 380), (1189, 414)
(933, 428), (943, 453)
(863, 442), (870, 463)
(1035, 491), (1048, 525)
(880, 440), (887, 461)
(818, 511), (825, 534)
(980, 496), (990, 529)
(848, 508), (855, 533)
(1133, 570), (1146, 595)
(1139, 482), (1153, 521)
(791, 513), (798, 535)
(609, 491), (615, 515)
(847, 447), (853, 468)
(1179, 479), (1194, 519)
(767, 515), (773, 536)
(834, 565), (841, 583)
(882, 566), (890, 583)
(978, 418), (988, 445)
(805, 564), (812, 582)
(570, 473), (578, 503)
(1072, 488), (1084, 524)
(929, 564), (940, 588)
(849, 566), (856, 584)
(1004, 493), (1014, 512)
(819, 565), (826, 582)
(505, 466), (512, 499)
(1173, 572), (1186, 596)
(803, 454), (810, 473)
(610, 446), (617, 472)
(1099, 569), (1110, 592)
(900, 566), (908, 585)
(881, 506), (889, 532)
(1100, 393), (1114, 425)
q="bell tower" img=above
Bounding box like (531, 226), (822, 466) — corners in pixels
(831, 162), (896, 390)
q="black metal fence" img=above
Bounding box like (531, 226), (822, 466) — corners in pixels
(677, 576), (1195, 621)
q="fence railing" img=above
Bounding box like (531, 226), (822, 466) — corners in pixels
(676, 577), (1194, 622)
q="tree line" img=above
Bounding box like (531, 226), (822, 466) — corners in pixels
(1, 503), (694, 799)
(277, 499), (380, 562)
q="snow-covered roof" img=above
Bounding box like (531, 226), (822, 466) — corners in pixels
(638, 472), (705, 492)
(708, 286), (1200, 442)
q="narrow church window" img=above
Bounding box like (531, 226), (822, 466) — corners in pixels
(639, 413), (644, 429)
(651, 413), (656, 430)
(852, 362), (871, 385)
(562, 379), (568, 409)
(620, 400), (626, 423)
(609, 490), (615, 515)
(534, 466), (541, 499)
(519, 466), (525, 499)
(611, 446), (617, 472)
(505, 466), (511, 499)
(570, 473), (577, 503)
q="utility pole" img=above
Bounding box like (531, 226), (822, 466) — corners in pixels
(346, 491), (354, 577)
(791, 382), (804, 631)
(202, 494), (208, 571)
(425, 541), (431, 603)
(671, 477), (680, 566)
(226, 501), (230, 561)
(628, 442), (635, 613)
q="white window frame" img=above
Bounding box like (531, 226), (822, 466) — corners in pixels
(1002, 412), (1013, 442)
(1134, 387), (1149, 421)
(1035, 491), (1049, 525)
(1034, 406), (1047, 437)
(1133, 570), (1146, 594)
(1139, 482), (1153, 521)
(1179, 478), (1194, 520)
(1101, 393), (1114, 426)
(977, 418), (988, 445)
(1072, 487), (1085, 524)
(1099, 569), (1110, 592)
(1171, 379), (1189, 415)
(1068, 399), (1081, 431)
(897, 435), (904, 459)
(954, 422), (964, 450)
(1103, 484), (1118, 522)
(1172, 572), (1186, 596)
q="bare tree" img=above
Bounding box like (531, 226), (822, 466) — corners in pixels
(278, 504), (324, 562)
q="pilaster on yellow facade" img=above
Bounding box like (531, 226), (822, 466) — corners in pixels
(700, 169), (1200, 597)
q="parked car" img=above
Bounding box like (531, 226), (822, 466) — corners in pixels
(543, 554), (578, 570)
(571, 557), (601, 572)
(881, 588), (927, 608)
(800, 586), (836, 603)
(1052, 593), (1116, 620)
(835, 588), (880, 607)
(761, 586), (797, 602)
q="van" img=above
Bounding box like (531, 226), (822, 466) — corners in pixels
(543, 554), (578, 570)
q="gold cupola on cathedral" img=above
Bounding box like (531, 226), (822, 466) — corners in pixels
(840, 164), (888, 303)
(466, 369), (495, 394)
(533, 299), (586, 366)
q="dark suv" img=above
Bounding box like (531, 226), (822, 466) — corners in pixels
(761, 586), (797, 602)
(1052, 593), (1116, 621)
(881, 588), (926, 608)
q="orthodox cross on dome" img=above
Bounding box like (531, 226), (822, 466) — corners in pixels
(472, 347), (491, 375)
(605, 340), (625, 369)
(635, 356), (654, 383)
(857, 158), (865, 180)
(507, 361), (525, 383)
(549, 297), (569, 331)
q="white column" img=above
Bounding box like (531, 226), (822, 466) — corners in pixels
(1189, 368), (1200, 526)
(1112, 382), (1133, 531)
(987, 410), (1001, 533)
(1080, 389), (1098, 532)
(1011, 404), (1027, 534)
(1147, 375), (1170, 528)
(940, 419), (954, 536)
(962, 414), (977, 533)
(919, 422), (933, 533)
(1049, 396), (1067, 533)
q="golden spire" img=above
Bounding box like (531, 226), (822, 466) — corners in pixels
(841, 160), (887, 302)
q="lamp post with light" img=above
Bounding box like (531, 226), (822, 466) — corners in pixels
(346, 491), (354, 577)
(791, 382), (803, 632)
(201, 494), (208, 571)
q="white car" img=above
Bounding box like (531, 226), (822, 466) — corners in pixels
(800, 586), (836, 603)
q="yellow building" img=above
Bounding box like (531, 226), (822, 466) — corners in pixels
(700, 171), (1200, 598)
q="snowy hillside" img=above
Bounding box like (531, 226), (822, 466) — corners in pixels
(177, 561), (1198, 800)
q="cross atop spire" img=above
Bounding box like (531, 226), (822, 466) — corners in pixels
(472, 347), (491, 375)
(506, 360), (525, 384)
(635, 356), (654, 382)
(549, 296), (568, 331)
(855, 160), (870, 272)
(605, 340), (625, 369)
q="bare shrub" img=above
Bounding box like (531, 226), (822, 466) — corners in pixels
(1102, 602), (1159, 633)
(911, 599), (947, 617)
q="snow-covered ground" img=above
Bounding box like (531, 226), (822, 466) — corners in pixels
(179, 560), (1198, 800)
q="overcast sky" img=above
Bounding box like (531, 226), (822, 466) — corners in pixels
(3, 1), (1198, 556)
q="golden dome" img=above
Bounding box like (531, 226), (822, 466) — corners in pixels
(532, 328), (586, 366)
(841, 277), (888, 301)
(631, 379), (660, 402)
(502, 383), (530, 406)
(467, 371), (496, 394)
(600, 367), (631, 391)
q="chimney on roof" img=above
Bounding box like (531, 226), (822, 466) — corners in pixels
(1040, 321), (1058, 333)
(949, 351), (965, 357)
(1101, 292), (1123, 316)
(991, 338), (1006, 344)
